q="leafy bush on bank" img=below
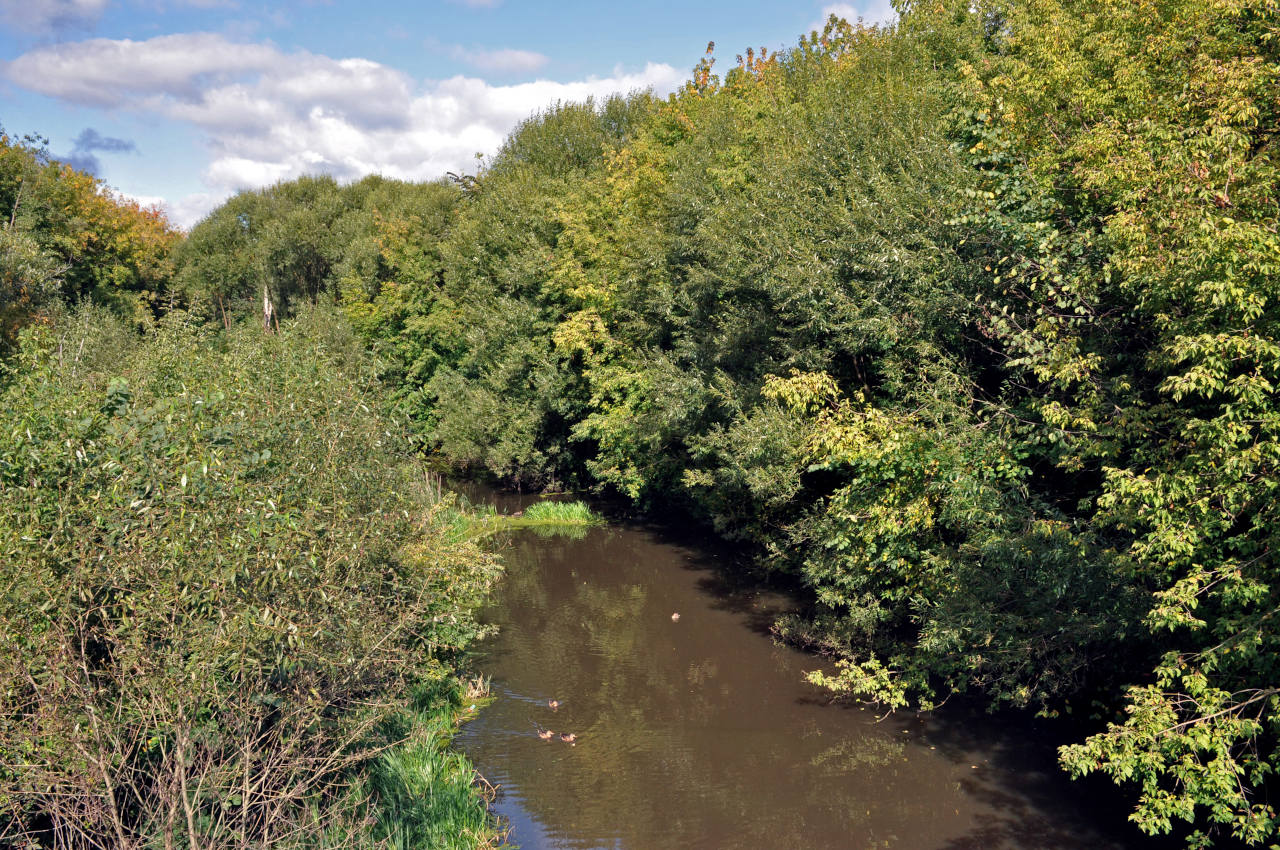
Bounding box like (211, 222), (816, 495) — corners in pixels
(0, 305), (503, 848)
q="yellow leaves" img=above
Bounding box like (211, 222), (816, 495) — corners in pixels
(543, 189), (623, 310)
(604, 139), (669, 210)
(761, 369), (840, 415)
(604, 145), (639, 194)
(551, 309), (610, 361)
(1036, 399), (1099, 433)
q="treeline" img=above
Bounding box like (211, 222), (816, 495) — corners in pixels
(0, 135), (504, 846)
(173, 1), (1280, 845)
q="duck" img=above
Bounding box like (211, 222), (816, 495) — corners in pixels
(547, 699), (560, 711)
(559, 733), (577, 743)
(671, 612), (681, 621)
(537, 729), (554, 740)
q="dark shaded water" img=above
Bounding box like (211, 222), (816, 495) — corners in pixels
(456, 493), (1171, 850)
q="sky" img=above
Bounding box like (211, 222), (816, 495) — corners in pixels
(0, 0), (895, 228)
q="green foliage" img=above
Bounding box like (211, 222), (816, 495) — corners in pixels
(173, 175), (458, 342)
(507, 500), (604, 539)
(175, 174), (343, 313)
(0, 305), (502, 848)
(0, 226), (63, 350)
(463, 499), (604, 541)
(418, 95), (658, 487)
(360, 678), (503, 850)
(0, 129), (177, 343)
(521, 499), (602, 525)
(945, 0), (1280, 842)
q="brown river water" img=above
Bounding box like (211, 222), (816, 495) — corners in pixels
(455, 491), (1177, 850)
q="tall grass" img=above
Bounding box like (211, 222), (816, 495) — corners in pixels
(521, 500), (602, 525)
(362, 679), (504, 850)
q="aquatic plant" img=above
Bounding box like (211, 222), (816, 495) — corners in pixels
(466, 499), (604, 540)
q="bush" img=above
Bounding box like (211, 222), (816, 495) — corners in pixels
(0, 306), (501, 848)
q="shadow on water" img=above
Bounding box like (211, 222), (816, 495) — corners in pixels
(454, 486), (1185, 850)
(914, 706), (1182, 850)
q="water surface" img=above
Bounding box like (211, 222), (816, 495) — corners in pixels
(457, 497), (1171, 850)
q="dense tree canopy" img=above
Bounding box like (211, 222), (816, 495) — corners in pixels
(0, 143), (500, 847)
(271, 5), (1269, 844)
(956, 0), (1280, 842)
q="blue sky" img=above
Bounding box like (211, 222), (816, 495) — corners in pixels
(0, 0), (894, 227)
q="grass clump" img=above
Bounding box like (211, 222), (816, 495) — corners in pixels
(360, 678), (503, 850)
(521, 500), (602, 525)
(470, 499), (604, 540)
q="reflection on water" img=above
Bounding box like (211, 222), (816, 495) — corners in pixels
(456, 498), (1172, 850)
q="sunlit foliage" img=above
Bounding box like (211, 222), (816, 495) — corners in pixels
(947, 0), (1280, 842)
(0, 129), (177, 346)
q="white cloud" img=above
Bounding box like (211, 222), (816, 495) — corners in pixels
(4, 33), (685, 226)
(116, 190), (168, 211)
(450, 45), (549, 74)
(0, 0), (107, 33)
(812, 1), (896, 30)
(122, 190), (226, 230)
(4, 33), (281, 106)
(167, 192), (226, 228)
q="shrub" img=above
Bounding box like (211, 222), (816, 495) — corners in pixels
(0, 306), (501, 848)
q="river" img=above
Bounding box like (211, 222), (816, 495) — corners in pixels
(455, 492), (1176, 850)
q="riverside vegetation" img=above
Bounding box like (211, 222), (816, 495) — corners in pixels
(3, 0), (1279, 846)
(0, 303), (508, 848)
